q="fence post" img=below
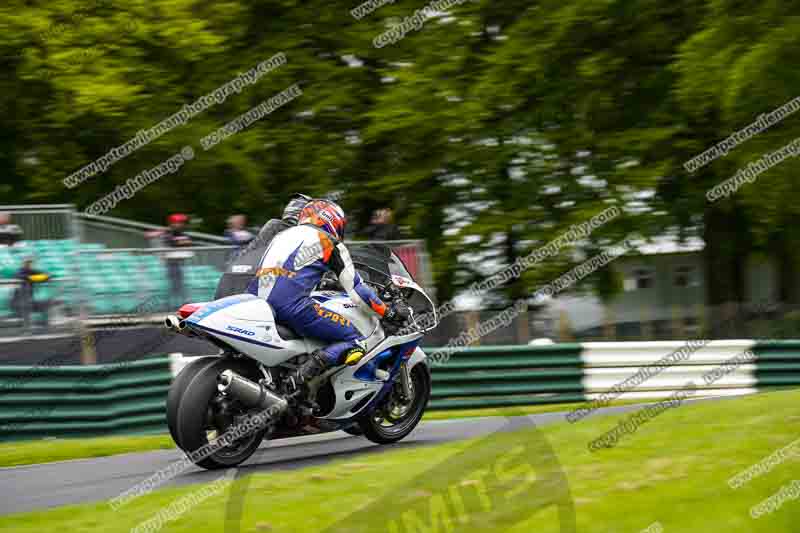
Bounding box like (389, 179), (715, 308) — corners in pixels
(558, 310), (573, 341)
(80, 327), (96, 365)
(466, 311), (481, 346)
(641, 305), (652, 340)
(516, 308), (530, 344)
(603, 306), (615, 340)
(696, 302), (706, 338)
(672, 305), (684, 339)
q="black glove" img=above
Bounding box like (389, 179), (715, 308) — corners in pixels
(382, 302), (410, 335)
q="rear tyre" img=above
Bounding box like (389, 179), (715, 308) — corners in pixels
(167, 356), (219, 448)
(175, 358), (269, 470)
(359, 363), (430, 445)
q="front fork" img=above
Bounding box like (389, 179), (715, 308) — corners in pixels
(399, 360), (414, 401)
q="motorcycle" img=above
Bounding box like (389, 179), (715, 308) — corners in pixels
(164, 243), (438, 470)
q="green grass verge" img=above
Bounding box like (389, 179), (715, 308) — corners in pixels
(0, 434), (176, 468)
(1, 389), (797, 532)
(0, 401), (634, 468)
(422, 398), (645, 421)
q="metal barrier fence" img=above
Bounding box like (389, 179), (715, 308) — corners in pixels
(0, 356), (171, 442)
(0, 206), (81, 337)
(428, 340), (800, 410)
(76, 212), (228, 249)
(2, 341), (798, 441)
(0, 204), (78, 241)
(74, 246), (235, 316)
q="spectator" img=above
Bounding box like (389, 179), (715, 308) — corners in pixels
(363, 208), (401, 241)
(224, 214), (254, 252)
(0, 212), (22, 247)
(161, 213), (193, 308)
(10, 256), (51, 330)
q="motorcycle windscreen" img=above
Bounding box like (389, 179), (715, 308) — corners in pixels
(347, 243), (416, 287)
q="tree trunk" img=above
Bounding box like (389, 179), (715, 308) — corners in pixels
(703, 204), (747, 305)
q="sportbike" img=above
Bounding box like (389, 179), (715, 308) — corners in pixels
(164, 244), (437, 469)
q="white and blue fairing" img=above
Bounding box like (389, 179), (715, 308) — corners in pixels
(183, 276), (431, 420)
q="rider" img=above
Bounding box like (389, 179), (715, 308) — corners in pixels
(215, 193), (312, 300)
(249, 198), (409, 384)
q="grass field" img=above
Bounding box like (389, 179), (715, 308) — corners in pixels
(1, 389), (797, 532)
(0, 400), (640, 468)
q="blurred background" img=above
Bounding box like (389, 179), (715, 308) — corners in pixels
(1, 0), (799, 362)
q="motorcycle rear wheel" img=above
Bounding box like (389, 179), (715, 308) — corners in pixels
(166, 356), (219, 449)
(174, 358), (268, 470)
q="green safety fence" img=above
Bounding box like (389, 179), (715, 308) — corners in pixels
(752, 340), (800, 388)
(0, 356), (171, 442)
(427, 344), (586, 410)
(3, 341), (800, 441)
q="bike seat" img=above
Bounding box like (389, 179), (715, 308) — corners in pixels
(275, 322), (301, 341)
(265, 302), (303, 341)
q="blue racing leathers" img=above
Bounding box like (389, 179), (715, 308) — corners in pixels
(248, 224), (388, 365)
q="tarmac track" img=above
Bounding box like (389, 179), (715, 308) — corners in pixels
(0, 401), (706, 516)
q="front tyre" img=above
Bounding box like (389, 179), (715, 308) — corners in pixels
(359, 363), (430, 445)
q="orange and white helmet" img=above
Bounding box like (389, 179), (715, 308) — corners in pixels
(298, 199), (347, 241)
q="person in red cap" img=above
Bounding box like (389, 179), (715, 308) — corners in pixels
(162, 214), (193, 308)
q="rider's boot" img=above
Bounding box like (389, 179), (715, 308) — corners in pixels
(295, 346), (367, 385)
(295, 350), (328, 385)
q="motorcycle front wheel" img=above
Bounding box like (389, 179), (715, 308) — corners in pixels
(358, 363), (430, 445)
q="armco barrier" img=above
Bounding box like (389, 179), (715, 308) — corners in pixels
(0, 356), (171, 442)
(3, 341), (800, 441)
(429, 340), (800, 409)
(427, 344), (586, 410)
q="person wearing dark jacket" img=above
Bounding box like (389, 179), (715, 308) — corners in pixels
(363, 208), (401, 241)
(224, 215), (255, 252)
(0, 212), (22, 247)
(162, 214), (193, 308)
(11, 257), (51, 329)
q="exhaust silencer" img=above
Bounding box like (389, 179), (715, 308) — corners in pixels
(165, 315), (190, 334)
(217, 370), (288, 415)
